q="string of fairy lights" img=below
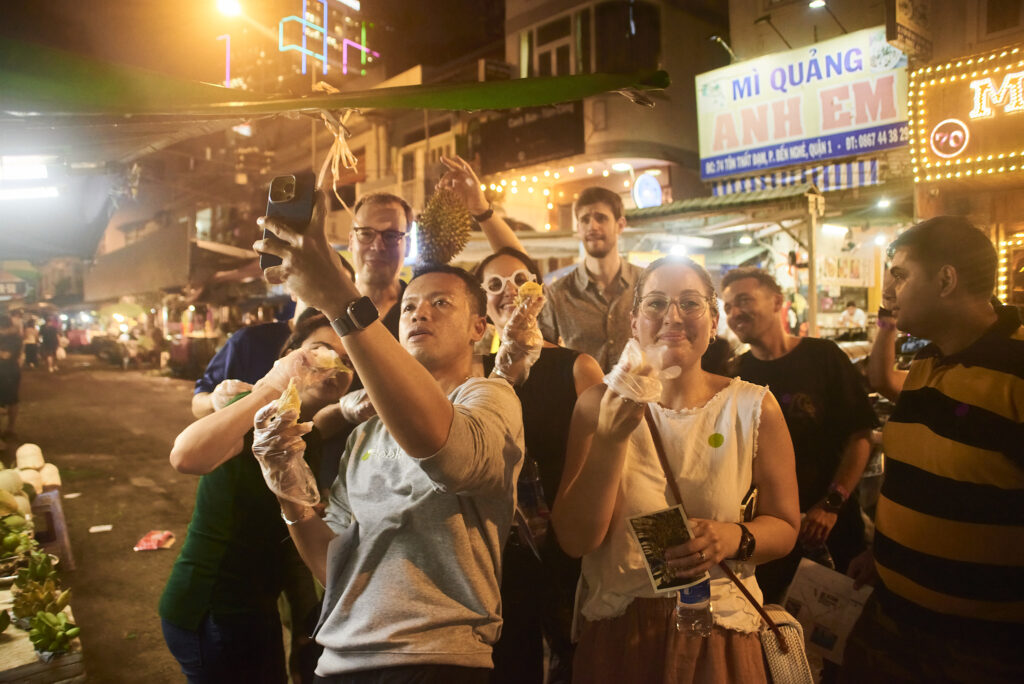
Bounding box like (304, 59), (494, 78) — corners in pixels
(909, 46), (1024, 182)
(476, 163), (664, 230)
(997, 237), (1023, 303)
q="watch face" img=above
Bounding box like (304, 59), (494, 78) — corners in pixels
(349, 297), (379, 328)
(824, 492), (845, 510)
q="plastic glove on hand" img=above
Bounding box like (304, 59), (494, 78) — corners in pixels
(603, 339), (670, 404)
(493, 285), (546, 385)
(210, 379), (255, 411)
(252, 390), (319, 506)
(338, 389), (376, 424)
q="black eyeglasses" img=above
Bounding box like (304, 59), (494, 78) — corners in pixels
(481, 269), (536, 295)
(638, 293), (711, 320)
(352, 227), (406, 246)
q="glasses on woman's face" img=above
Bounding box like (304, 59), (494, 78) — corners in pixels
(638, 293), (710, 320)
(352, 227), (406, 246)
(481, 269), (536, 295)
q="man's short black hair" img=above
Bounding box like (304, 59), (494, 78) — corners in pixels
(720, 266), (783, 296)
(353, 192), (414, 227)
(846, 300), (857, 308)
(888, 216), (997, 298)
(411, 264), (487, 316)
(575, 187), (624, 220)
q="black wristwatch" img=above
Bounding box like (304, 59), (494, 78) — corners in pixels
(821, 484), (849, 514)
(472, 205), (494, 222)
(331, 296), (379, 337)
(735, 523), (755, 562)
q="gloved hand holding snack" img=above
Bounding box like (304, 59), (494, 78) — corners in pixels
(493, 282), (546, 385)
(603, 339), (679, 404)
(252, 379), (319, 506)
(338, 388), (376, 424)
(210, 379), (255, 412)
(254, 346), (352, 396)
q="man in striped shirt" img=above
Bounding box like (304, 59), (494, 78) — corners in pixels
(842, 216), (1023, 682)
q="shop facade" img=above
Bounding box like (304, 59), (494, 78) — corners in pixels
(686, 23), (913, 335)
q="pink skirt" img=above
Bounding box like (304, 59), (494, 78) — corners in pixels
(573, 596), (767, 684)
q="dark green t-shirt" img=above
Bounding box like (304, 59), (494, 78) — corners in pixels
(159, 423), (322, 630)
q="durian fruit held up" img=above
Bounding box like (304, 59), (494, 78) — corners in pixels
(416, 188), (473, 265)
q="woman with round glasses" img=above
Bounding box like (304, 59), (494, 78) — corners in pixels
(474, 246), (604, 684)
(552, 256), (799, 683)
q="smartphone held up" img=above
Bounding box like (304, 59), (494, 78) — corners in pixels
(259, 171), (317, 271)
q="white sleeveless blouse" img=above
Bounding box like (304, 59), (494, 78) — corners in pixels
(578, 377), (768, 633)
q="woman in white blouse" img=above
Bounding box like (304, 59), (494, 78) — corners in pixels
(552, 256), (800, 683)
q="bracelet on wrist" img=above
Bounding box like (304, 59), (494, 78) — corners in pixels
(472, 205), (494, 222)
(281, 506), (317, 526)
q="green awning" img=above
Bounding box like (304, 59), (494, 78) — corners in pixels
(1, 38), (669, 117)
(627, 183), (819, 221)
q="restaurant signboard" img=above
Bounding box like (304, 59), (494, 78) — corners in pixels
(696, 27), (909, 180)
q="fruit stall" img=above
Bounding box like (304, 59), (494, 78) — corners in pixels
(0, 445), (84, 682)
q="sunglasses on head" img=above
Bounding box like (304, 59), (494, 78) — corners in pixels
(481, 269), (537, 295)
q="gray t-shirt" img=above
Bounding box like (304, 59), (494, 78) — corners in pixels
(315, 377), (525, 675)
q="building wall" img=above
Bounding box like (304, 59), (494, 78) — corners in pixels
(928, 0), (1024, 63)
(729, 0), (885, 57)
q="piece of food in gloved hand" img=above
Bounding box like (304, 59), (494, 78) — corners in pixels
(309, 347), (351, 373)
(514, 281), (543, 307)
(275, 377), (301, 419)
(416, 187), (473, 265)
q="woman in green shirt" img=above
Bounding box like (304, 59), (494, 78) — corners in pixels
(160, 312), (352, 684)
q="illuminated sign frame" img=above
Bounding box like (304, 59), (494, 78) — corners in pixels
(910, 45), (1024, 182)
(998, 236), (1024, 305)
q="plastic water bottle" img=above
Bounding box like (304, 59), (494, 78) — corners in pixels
(675, 578), (713, 637)
(516, 458), (549, 546)
(801, 542), (836, 569)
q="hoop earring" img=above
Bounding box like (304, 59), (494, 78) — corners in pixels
(709, 334), (717, 344)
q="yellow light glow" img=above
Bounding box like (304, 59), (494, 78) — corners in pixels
(544, 223), (551, 231)
(528, 187), (534, 193)
(480, 184), (486, 191)
(568, 166), (575, 173)
(623, 180), (630, 187)
(217, 0), (243, 16)
(547, 203), (554, 209)
(543, 188), (550, 196)
(586, 168), (594, 174)
(602, 170), (610, 177)
(510, 187), (518, 194)
(501, 179), (507, 186)
(521, 175), (526, 181)
(532, 176), (538, 182)
(553, 172), (560, 179)
(496, 185), (503, 192)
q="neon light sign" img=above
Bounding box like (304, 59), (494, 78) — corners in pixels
(278, 0), (377, 75)
(217, 34), (231, 87)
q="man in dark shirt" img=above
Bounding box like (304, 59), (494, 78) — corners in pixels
(721, 267), (876, 602)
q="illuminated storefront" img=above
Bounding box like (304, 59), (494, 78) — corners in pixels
(909, 43), (1024, 308)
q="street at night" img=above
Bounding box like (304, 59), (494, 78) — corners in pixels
(2, 1), (1023, 683)
(4, 355), (196, 682)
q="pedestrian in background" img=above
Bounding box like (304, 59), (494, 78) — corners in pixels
(22, 316), (38, 369)
(0, 315), (22, 440)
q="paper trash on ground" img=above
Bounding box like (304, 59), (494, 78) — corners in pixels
(133, 530), (176, 551)
(782, 558), (873, 664)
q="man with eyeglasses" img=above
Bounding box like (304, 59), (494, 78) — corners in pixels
(348, 193), (414, 341)
(538, 187), (642, 372)
(720, 267), (876, 605)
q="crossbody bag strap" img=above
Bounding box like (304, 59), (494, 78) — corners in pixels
(642, 405), (790, 653)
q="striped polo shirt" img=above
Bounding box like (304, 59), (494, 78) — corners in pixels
(877, 304), (1024, 639)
